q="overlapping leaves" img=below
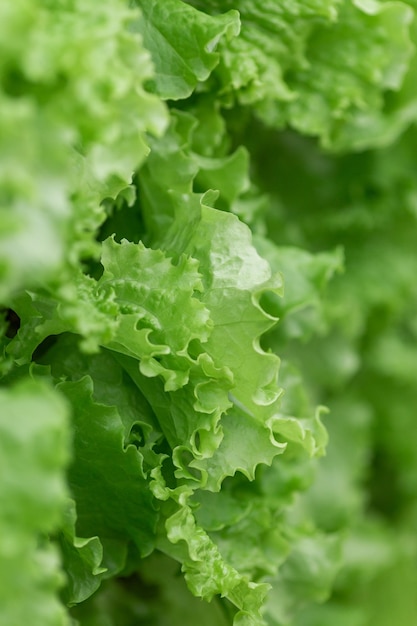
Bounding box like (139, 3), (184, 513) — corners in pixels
(3, 0), (417, 625)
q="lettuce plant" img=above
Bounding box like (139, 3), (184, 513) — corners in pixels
(1, 1), (417, 625)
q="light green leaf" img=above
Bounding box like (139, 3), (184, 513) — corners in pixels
(0, 379), (70, 626)
(163, 504), (270, 624)
(160, 192), (283, 419)
(114, 350), (232, 467)
(0, 0), (166, 302)
(98, 237), (212, 391)
(269, 407), (329, 458)
(192, 403), (287, 491)
(197, 0), (413, 150)
(133, 0), (240, 99)
(7, 269), (119, 364)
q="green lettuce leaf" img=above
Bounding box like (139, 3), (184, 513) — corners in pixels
(250, 64), (417, 624)
(71, 551), (231, 626)
(0, 0), (166, 302)
(6, 270), (119, 363)
(188, 0), (413, 150)
(53, 371), (161, 572)
(132, 0), (240, 99)
(162, 503), (271, 625)
(254, 236), (343, 341)
(59, 500), (106, 606)
(281, 0), (414, 149)
(0, 379), (70, 626)
(4, 1), (417, 624)
(98, 236), (212, 391)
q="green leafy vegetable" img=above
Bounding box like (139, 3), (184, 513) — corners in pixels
(0, 380), (70, 626)
(2, 0), (417, 625)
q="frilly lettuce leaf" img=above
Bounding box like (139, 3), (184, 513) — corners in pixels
(208, 0), (340, 104)
(55, 375), (161, 572)
(130, 105), (329, 493)
(190, 0), (414, 150)
(161, 194), (282, 412)
(146, 192), (291, 481)
(35, 335), (164, 605)
(192, 403), (287, 491)
(98, 237), (212, 391)
(163, 504), (270, 625)
(6, 271), (119, 364)
(138, 111), (283, 416)
(281, 0), (414, 150)
(3, 1), (417, 625)
(0, 0), (167, 302)
(95, 111), (330, 622)
(36, 334), (167, 590)
(133, 0), (240, 100)
(114, 350), (232, 464)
